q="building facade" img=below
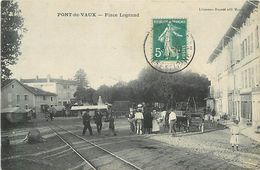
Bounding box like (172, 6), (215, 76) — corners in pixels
(21, 75), (77, 106)
(1, 79), (57, 114)
(208, 1), (260, 127)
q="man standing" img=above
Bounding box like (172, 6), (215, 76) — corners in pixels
(94, 110), (103, 135)
(128, 109), (136, 134)
(135, 104), (144, 135)
(48, 105), (56, 121)
(168, 108), (177, 136)
(82, 110), (93, 136)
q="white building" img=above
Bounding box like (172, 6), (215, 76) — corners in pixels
(21, 75), (78, 106)
(208, 1), (260, 127)
(1, 79), (57, 114)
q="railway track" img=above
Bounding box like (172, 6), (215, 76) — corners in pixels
(49, 123), (142, 170)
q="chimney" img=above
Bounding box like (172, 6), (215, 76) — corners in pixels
(47, 74), (51, 82)
(36, 75), (39, 80)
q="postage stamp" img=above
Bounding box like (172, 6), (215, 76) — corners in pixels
(153, 18), (187, 62)
(143, 18), (195, 74)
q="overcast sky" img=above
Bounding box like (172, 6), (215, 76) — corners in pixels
(10, 0), (245, 89)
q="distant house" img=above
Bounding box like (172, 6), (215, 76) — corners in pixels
(1, 79), (57, 114)
(21, 75), (78, 106)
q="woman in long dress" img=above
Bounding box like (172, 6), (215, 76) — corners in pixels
(152, 109), (160, 133)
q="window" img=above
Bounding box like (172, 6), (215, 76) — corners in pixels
(256, 26), (259, 48)
(16, 95), (20, 103)
(24, 95), (28, 101)
(248, 36), (250, 55)
(251, 33), (254, 53)
(245, 70), (248, 88)
(8, 93), (12, 102)
(11, 84), (14, 88)
(255, 65), (259, 85)
(257, 64), (260, 85)
(43, 96), (46, 100)
(245, 39), (248, 56)
(241, 42), (245, 59)
(50, 97), (53, 102)
(248, 68), (252, 87)
(252, 68), (255, 87)
(25, 105), (28, 109)
(241, 71), (244, 88)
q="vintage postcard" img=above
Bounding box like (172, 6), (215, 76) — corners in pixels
(1, 0), (260, 169)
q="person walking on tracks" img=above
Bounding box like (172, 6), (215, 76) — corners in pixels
(82, 110), (93, 136)
(168, 108), (177, 136)
(94, 110), (103, 135)
(135, 104), (144, 135)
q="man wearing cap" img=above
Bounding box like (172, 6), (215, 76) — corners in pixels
(135, 104), (144, 135)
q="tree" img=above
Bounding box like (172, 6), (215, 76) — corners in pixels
(74, 68), (88, 87)
(1, 0), (26, 82)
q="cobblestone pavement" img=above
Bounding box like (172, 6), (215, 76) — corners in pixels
(1, 117), (260, 170)
(147, 129), (260, 169)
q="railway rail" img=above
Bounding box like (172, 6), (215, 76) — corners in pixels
(49, 123), (142, 170)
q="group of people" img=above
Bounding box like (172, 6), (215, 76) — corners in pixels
(82, 109), (116, 136)
(128, 104), (177, 136)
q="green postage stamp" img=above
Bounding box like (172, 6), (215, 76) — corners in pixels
(153, 19), (187, 62)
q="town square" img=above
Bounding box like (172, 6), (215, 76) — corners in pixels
(1, 0), (260, 169)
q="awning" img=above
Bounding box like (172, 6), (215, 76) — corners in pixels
(1, 107), (27, 114)
(71, 105), (108, 111)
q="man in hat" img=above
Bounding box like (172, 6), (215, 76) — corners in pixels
(82, 110), (93, 136)
(135, 104), (144, 135)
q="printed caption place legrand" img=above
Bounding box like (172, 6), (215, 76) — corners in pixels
(57, 12), (140, 18)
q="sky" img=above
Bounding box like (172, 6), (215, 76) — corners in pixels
(10, 0), (245, 89)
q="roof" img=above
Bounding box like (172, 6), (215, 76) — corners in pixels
(21, 78), (77, 85)
(1, 79), (13, 88)
(2, 79), (57, 96)
(208, 0), (259, 63)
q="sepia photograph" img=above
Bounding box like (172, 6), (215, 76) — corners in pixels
(1, 0), (260, 169)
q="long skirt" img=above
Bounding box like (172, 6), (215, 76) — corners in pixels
(230, 135), (239, 145)
(152, 119), (160, 132)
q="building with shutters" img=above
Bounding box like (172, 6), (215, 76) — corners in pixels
(207, 1), (260, 127)
(1, 79), (57, 114)
(21, 75), (78, 106)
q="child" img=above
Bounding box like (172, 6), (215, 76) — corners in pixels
(230, 120), (240, 151)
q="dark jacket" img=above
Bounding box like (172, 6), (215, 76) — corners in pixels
(82, 112), (91, 125)
(94, 113), (102, 124)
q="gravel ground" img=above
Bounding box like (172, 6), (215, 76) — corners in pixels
(1, 117), (260, 170)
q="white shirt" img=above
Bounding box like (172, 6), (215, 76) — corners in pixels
(135, 112), (144, 120)
(161, 111), (167, 119)
(169, 111), (177, 123)
(230, 125), (239, 135)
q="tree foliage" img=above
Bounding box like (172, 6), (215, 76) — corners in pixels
(74, 68), (88, 87)
(73, 69), (95, 103)
(96, 67), (210, 107)
(1, 0), (26, 82)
